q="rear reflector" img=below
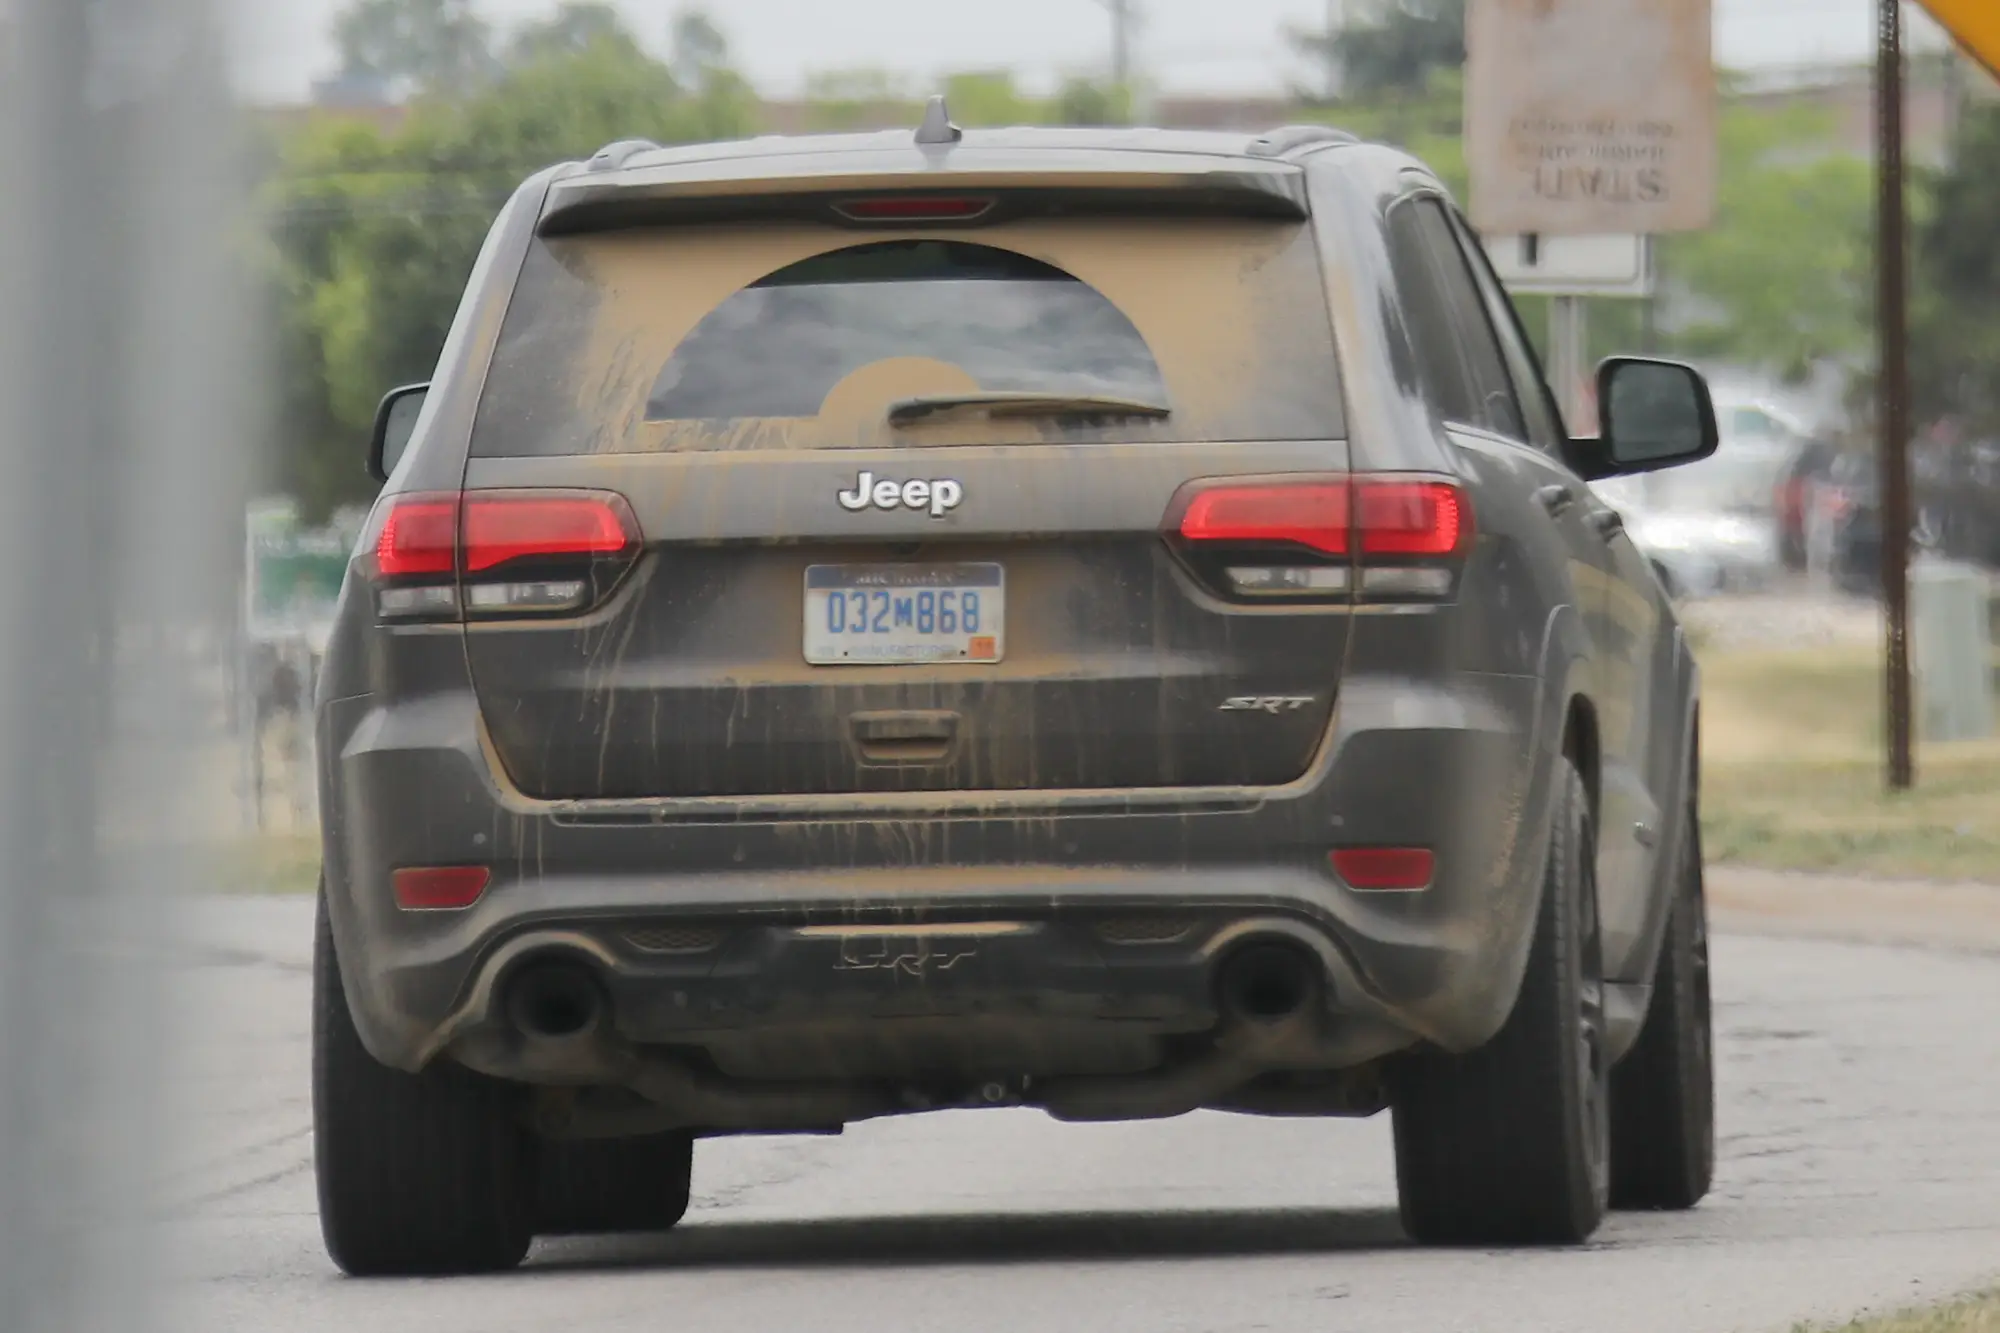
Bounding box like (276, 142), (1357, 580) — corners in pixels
(1175, 479), (1468, 559)
(834, 195), (996, 222)
(393, 865), (491, 910)
(1330, 847), (1435, 891)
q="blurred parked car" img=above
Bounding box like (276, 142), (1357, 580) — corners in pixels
(1593, 441), (1787, 599)
(1804, 448), (1949, 597)
(1773, 438), (1838, 571)
(1916, 423), (2000, 570)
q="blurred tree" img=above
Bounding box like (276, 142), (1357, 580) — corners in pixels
(671, 9), (730, 88)
(264, 25), (757, 516)
(1054, 77), (1129, 127)
(941, 71), (1047, 127)
(508, 2), (633, 64)
(669, 10), (758, 125)
(1653, 103), (1874, 384)
(799, 69), (918, 131)
(333, 0), (496, 94)
(1289, 0), (1465, 103)
(1911, 103), (2000, 435)
(1301, 68), (1465, 189)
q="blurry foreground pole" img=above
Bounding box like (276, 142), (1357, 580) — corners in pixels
(1877, 0), (1915, 790)
(0, 0), (241, 1326)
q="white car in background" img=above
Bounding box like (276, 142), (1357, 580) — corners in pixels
(1594, 433), (1791, 600)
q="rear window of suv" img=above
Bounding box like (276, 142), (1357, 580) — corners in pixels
(470, 218), (1344, 455)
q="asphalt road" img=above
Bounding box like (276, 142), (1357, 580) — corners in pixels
(164, 897), (2000, 1333)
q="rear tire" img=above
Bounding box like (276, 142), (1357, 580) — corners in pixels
(1391, 756), (1610, 1246)
(536, 1133), (695, 1236)
(313, 890), (535, 1276)
(1610, 814), (1716, 1209)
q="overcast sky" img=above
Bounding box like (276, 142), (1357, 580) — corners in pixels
(228, 0), (1951, 103)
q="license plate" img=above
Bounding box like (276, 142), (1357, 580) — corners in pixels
(803, 564), (1004, 665)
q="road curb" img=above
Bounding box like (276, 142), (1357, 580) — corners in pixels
(1710, 864), (2000, 956)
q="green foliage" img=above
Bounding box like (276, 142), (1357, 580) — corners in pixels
(333, 0), (496, 94)
(795, 68), (1125, 132)
(1911, 103), (2000, 436)
(798, 69), (917, 131)
(1655, 103), (1874, 383)
(263, 5), (755, 516)
(1054, 77), (1130, 127)
(670, 10), (732, 90)
(940, 71), (1049, 127)
(507, 2), (630, 64)
(1290, 0), (1466, 103)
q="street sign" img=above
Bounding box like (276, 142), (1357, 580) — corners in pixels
(1484, 233), (1655, 297)
(1916, 0), (2000, 79)
(242, 499), (364, 650)
(1466, 0), (1718, 236)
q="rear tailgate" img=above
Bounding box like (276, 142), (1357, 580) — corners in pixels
(459, 207), (1353, 801)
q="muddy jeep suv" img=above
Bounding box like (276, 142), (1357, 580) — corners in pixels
(313, 107), (1719, 1274)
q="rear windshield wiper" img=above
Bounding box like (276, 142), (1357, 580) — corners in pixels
(888, 392), (1172, 426)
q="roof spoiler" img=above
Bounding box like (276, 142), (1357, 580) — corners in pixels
(537, 156), (1310, 237)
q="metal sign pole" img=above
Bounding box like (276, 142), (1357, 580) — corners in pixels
(1878, 0), (1916, 790)
(1549, 295), (1590, 435)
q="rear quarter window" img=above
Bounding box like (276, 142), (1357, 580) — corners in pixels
(470, 218), (1344, 455)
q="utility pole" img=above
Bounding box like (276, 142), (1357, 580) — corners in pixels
(1877, 0), (1915, 791)
(1096, 0), (1141, 123)
(1323, 0), (1346, 102)
(1105, 0), (1132, 97)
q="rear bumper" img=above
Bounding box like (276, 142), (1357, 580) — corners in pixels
(317, 668), (1556, 1097)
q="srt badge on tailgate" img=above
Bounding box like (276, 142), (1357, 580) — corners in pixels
(1219, 695), (1318, 714)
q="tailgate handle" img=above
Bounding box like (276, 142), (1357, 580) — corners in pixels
(850, 711), (960, 766)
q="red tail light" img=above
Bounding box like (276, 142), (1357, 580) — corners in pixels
(375, 496), (458, 577)
(1178, 483), (1350, 554)
(1169, 476), (1470, 601)
(1354, 482), (1465, 556)
(364, 490), (641, 620)
(461, 494), (638, 572)
(1175, 479), (1467, 558)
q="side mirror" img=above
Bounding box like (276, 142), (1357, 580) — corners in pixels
(367, 382), (429, 483)
(1572, 358), (1720, 481)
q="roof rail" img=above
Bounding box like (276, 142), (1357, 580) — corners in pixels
(1245, 125), (1360, 158)
(586, 139), (662, 172)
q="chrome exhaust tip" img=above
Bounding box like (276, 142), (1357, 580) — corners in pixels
(1216, 942), (1322, 1024)
(504, 959), (605, 1042)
